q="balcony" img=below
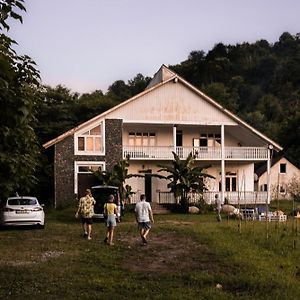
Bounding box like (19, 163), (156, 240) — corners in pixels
(123, 146), (268, 161)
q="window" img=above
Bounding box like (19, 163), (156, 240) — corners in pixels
(219, 172), (237, 192)
(279, 185), (286, 194)
(198, 133), (221, 147)
(78, 165), (103, 173)
(261, 184), (267, 192)
(280, 163), (286, 173)
(76, 123), (103, 153)
(128, 132), (156, 147)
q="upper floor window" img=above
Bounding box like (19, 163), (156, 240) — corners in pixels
(197, 133), (221, 147)
(76, 123), (104, 154)
(128, 132), (156, 147)
(280, 163), (286, 173)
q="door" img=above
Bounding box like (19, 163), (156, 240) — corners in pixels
(78, 174), (98, 199)
(176, 130), (183, 157)
(145, 173), (152, 202)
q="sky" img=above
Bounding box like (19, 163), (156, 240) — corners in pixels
(7, 0), (300, 94)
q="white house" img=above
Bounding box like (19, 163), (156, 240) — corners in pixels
(256, 156), (300, 200)
(43, 65), (282, 208)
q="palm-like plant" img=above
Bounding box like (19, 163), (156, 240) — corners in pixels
(93, 156), (143, 203)
(158, 152), (214, 208)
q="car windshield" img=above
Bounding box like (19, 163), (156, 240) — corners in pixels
(8, 198), (37, 206)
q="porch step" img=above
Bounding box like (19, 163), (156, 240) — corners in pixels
(151, 203), (171, 214)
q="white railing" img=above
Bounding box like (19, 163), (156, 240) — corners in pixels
(157, 191), (268, 205)
(123, 146), (268, 160)
(202, 191), (268, 205)
(224, 147), (268, 160)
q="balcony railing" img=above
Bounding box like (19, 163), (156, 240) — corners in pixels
(123, 146), (268, 160)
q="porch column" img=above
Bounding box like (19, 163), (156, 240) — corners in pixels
(173, 125), (177, 153)
(221, 124), (225, 203)
(266, 146), (272, 204)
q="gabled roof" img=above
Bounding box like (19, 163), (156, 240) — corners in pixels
(43, 65), (283, 151)
(255, 155), (299, 178)
(145, 64), (176, 90)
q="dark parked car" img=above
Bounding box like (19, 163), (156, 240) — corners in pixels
(91, 185), (122, 220)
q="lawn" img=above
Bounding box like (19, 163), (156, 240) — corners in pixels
(0, 204), (300, 300)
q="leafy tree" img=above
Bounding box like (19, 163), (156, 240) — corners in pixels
(75, 90), (116, 124)
(0, 0), (41, 199)
(93, 156), (144, 204)
(157, 152), (214, 210)
(127, 73), (151, 96)
(35, 85), (78, 143)
(106, 80), (131, 101)
(0, 0), (25, 30)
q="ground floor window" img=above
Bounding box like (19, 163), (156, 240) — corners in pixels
(219, 172), (237, 192)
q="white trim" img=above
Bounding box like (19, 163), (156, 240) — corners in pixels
(74, 120), (105, 156)
(74, 161), (106, 194)
(122, 120), (236, 126)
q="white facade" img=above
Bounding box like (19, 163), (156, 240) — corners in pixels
(44, 65), (283, 206)
(258, 157), (300, 200)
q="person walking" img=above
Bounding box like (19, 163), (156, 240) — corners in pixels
(135, 194), (154, 245)
(215, 194), (222, 222)
(75, 189), (96, 240)
(103, 194), (119, 246)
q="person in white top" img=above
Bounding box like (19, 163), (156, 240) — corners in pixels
(215, 194), (222, 222)
(135, 194), (154, 244)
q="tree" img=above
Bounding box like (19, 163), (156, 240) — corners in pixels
(93, 156), (143, 204)
(0, 0), (41, 199)
(127, 73), (151, 96)
(0, 0), (25, 30)
(157, 152), (214, 211)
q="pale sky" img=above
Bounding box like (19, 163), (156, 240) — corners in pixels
(8, 0), (300, 94)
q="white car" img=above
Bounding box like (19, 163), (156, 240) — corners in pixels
(0, 196), (45, 228)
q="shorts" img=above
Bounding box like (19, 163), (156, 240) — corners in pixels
(138, 221), (151, 230)
(106, 215), (117, 228)
(81, 217), (93, 225)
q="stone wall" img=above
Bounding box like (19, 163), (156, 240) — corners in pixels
(54, 135), (75, 208)
(105, 119), (123, 171)
(54, 118), (123, 208)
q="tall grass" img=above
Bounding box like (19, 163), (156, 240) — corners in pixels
(0, 206), (299, 299)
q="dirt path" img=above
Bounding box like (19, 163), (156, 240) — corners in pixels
(119, 228), (220, 274)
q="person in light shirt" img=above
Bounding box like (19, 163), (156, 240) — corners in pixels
(75, 189), (96, 240)
(135, 194), (154, 244)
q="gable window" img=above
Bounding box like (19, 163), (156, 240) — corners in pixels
(280, 163), (286, 174)
(128, 132), (156, 147)
(76, 123), (104, 154)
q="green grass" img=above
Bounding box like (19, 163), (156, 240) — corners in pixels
(0, 206), (300, 300)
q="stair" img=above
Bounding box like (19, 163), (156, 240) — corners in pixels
(151, 203), (171, 214)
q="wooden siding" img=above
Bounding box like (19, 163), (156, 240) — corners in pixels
(106, 81), (237, 125)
